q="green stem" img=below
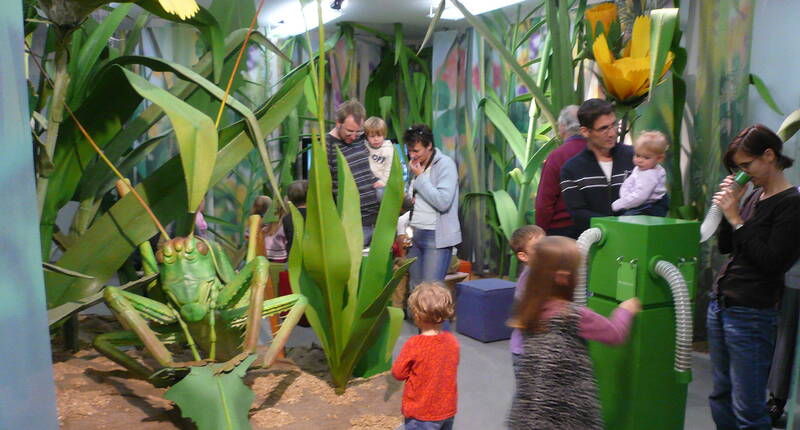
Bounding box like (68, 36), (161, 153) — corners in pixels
(38, 41), (71, 257)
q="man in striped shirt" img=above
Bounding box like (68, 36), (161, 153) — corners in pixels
(326, 100), (380, 246)
(559, 99), (634, 235)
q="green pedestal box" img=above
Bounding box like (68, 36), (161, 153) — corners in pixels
(587, 216), (699, 430)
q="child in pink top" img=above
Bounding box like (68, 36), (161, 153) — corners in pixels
(507, 236), (641, 429)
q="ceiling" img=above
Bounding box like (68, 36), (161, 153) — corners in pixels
(256, 0), (538, 40)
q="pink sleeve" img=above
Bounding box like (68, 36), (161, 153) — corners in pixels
(578, 307), (634, 345)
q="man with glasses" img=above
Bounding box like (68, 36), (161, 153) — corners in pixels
(559, 98), (634, 234)
(326, 100), (380, 246)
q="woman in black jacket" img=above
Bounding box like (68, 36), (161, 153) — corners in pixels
(707, 124), (800, 430)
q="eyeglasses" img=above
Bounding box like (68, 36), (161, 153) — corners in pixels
(591, 119), (621, 134)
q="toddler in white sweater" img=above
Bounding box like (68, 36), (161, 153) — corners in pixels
(364, 116), (395, 189)
(611, 131), (668, 216)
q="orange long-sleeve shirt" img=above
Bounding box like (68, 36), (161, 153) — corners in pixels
(391, 332), (459, 421)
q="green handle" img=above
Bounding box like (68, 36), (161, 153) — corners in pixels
(733, 171), (751, 186)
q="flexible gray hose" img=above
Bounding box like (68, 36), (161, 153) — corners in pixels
(699, 204), (724, 243)
(653, 260), (693, 374)
(574, 228), (603, 306)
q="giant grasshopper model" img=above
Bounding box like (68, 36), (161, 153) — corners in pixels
(93, 185), (306, 387)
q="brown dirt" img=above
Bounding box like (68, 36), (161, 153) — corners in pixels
(53, 315), (403, 429)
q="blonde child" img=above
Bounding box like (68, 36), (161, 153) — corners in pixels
(507, 236), (641, 429)
(508, 225), (546, 377)
(611, 130), (669, 216)
(392, 282), (459, 430)
(364, 117), (394, 188)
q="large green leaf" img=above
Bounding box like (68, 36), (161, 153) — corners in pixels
(287, 203), (332, 355)
(546, 0), (576, 113)
(209, 0), (254, 35)
(335, 149), (363, 333)
(44, 65), (308, 307)
(490, 189), (519, 242)
(121, 69), (217, 213)
(122, 11), (151, 56)
(418, 0), (445, 56)
(749, 73), (784, 116)
(301, 135), (351, 356)
(68, 3), (133, 107)
(648, 8), (679, 99)
(778, 109), (800, 142)
(164, 355), (257, 430)
(358, 154), (404, 314)
(75, 29), (264, 205)
(481, 97), (527, 163)
(337, 259), (414, 385)
(112, 55), (283, 207)
(40, 66), (142, 250)
(47, 273), (159, 327)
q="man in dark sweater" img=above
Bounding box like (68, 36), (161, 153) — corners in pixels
(559, 99), (634, 235)
(535, 105), (586, 238)
(325, 100), (380, 246)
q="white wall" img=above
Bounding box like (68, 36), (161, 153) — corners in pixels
(747, 0), (800, 184)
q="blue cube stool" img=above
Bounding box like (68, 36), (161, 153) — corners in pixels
(455, 278), (516, 342)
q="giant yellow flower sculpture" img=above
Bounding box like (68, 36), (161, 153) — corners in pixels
(585, 2), (618, 38)
(592, 16), (673, 102)
(155, 0), (200, 20)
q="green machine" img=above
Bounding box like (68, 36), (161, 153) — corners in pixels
(580, 216), (699, 430)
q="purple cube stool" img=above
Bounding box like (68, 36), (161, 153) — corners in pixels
(455, 278), (516, 342)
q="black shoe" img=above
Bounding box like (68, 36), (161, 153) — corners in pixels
(768, 395), (786, 426)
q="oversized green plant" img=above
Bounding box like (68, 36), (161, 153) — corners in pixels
(44, 63), (309, 317)
(287, 135), (412, 393)
(28, 0), (305, 316)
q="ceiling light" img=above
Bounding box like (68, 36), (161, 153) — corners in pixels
(431, 0), (527, 20)
(265, 0), (347, 38)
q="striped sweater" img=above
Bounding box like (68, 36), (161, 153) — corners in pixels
(559, 143), (634, 234)
(325, 133), (380, 227)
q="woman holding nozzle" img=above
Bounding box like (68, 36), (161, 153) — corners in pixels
(707, 124), (800, 430)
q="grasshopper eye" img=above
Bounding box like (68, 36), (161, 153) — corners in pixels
(196, 240), (209, 255)
(156, 250), (164, 264)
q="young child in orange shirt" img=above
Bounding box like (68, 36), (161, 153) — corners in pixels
(392, 282), (459, 429)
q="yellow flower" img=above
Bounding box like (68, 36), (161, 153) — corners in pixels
(156, 0), (200, 20)
(592, 16), (673, 102)
(585, 2), (618, 38)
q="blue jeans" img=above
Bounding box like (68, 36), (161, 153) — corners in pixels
(407, 228), (453, 330)
(707, 300), (778, 430)
(407, 229), (452, 290)
(623, 194), (669, 216)
(404, 417), (454, 429)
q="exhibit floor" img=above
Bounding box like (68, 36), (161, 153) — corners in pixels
(286, 320), (723, 430)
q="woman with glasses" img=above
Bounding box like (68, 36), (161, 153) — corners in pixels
(707, 124), (800, 430)
(403, 124), (461, 328)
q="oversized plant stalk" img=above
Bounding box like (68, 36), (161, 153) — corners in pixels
(36, 41), (69, 221)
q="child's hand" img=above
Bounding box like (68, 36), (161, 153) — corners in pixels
(619, 298), (642, 315)
(373, 180), (385, 188)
